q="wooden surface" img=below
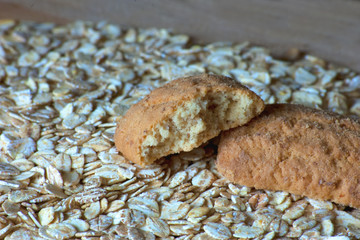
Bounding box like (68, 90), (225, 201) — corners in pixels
(0, 0), (360, 72)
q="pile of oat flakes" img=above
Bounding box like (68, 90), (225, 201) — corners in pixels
(0, 20), (360, 239)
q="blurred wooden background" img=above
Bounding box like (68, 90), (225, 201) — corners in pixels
(0, 0), (360, 72)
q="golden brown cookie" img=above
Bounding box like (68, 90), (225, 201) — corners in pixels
(217, 104), (360, 208)
(115, 74), (265, 166)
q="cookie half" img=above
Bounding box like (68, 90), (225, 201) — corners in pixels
(217, 104), (360, 208)
(115, 74), (265, 166)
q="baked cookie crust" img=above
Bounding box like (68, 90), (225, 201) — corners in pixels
(217, 104), (360, 208)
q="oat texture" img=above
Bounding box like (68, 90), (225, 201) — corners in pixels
(0, 20), (360, 239)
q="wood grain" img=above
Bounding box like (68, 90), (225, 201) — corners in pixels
(0, 0), (359, 72)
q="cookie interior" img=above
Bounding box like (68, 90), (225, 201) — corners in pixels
(140, 91), (263, 165)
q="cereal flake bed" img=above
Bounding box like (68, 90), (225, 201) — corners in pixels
(0, 20), (360, 239)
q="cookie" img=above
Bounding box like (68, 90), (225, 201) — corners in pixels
(115, 74), (265, 166)
(216, 104), (360, 208)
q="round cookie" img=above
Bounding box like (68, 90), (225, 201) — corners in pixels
(217, 104), (360, 208)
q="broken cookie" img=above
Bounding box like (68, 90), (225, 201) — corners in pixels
(115, 74), (264, 166)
